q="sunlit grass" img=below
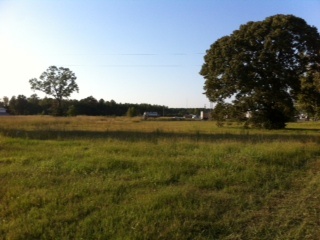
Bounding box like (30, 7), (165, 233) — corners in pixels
(1, 116), (320, 239)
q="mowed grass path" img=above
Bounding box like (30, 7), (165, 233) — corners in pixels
(0, 116), (320, 239)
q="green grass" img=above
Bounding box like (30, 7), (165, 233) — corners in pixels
(1, 116), (320, 239)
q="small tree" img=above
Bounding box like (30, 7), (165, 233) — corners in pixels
(126, 107), (137, 117)
(29, 66), (79, 116)
(0, 96), (9, 108)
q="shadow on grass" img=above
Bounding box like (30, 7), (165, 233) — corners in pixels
(0, 127), (319, 143)
(285, 127), (320, 132)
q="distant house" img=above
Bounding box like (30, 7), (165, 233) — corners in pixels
(0, 107), (9, 116)
(200, 111), (210, 120)
(143, 112), (159, 119)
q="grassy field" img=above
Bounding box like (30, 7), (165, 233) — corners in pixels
(1, 116), (320, 239)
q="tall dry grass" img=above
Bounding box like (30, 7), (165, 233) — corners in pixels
(0, 116), (320, 239)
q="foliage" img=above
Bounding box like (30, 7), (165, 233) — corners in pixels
(1, 117), (320, 239)
(0, 96), (9, 108)
(8, 95), (29, 115)
(29, 66), (79, 115)
(126, 106), (138, 117)
(5, 94), (203, 117)
(67, 105), (77, 116)
(211, 102), (246, 127)
(297, 72), (320, 120)
(78, 96), (100, 115)
(200, 14), (320, 129)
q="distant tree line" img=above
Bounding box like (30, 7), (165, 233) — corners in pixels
(0, 66), (205, 118)
(0, 94), (205, 117)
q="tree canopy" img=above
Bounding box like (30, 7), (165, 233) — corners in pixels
(200, 14), (320, 129)
(29, 66), (79, 115)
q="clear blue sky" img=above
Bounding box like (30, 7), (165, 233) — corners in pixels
(1, 0), (319, 108)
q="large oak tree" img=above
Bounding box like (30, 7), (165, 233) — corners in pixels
(29, 66), (79, 116)
(200, 14), (320, 129)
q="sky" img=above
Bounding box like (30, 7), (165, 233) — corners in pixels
(0, 0), (319, 108)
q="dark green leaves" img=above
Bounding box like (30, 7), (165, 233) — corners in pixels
(200, 14), (320, 129)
